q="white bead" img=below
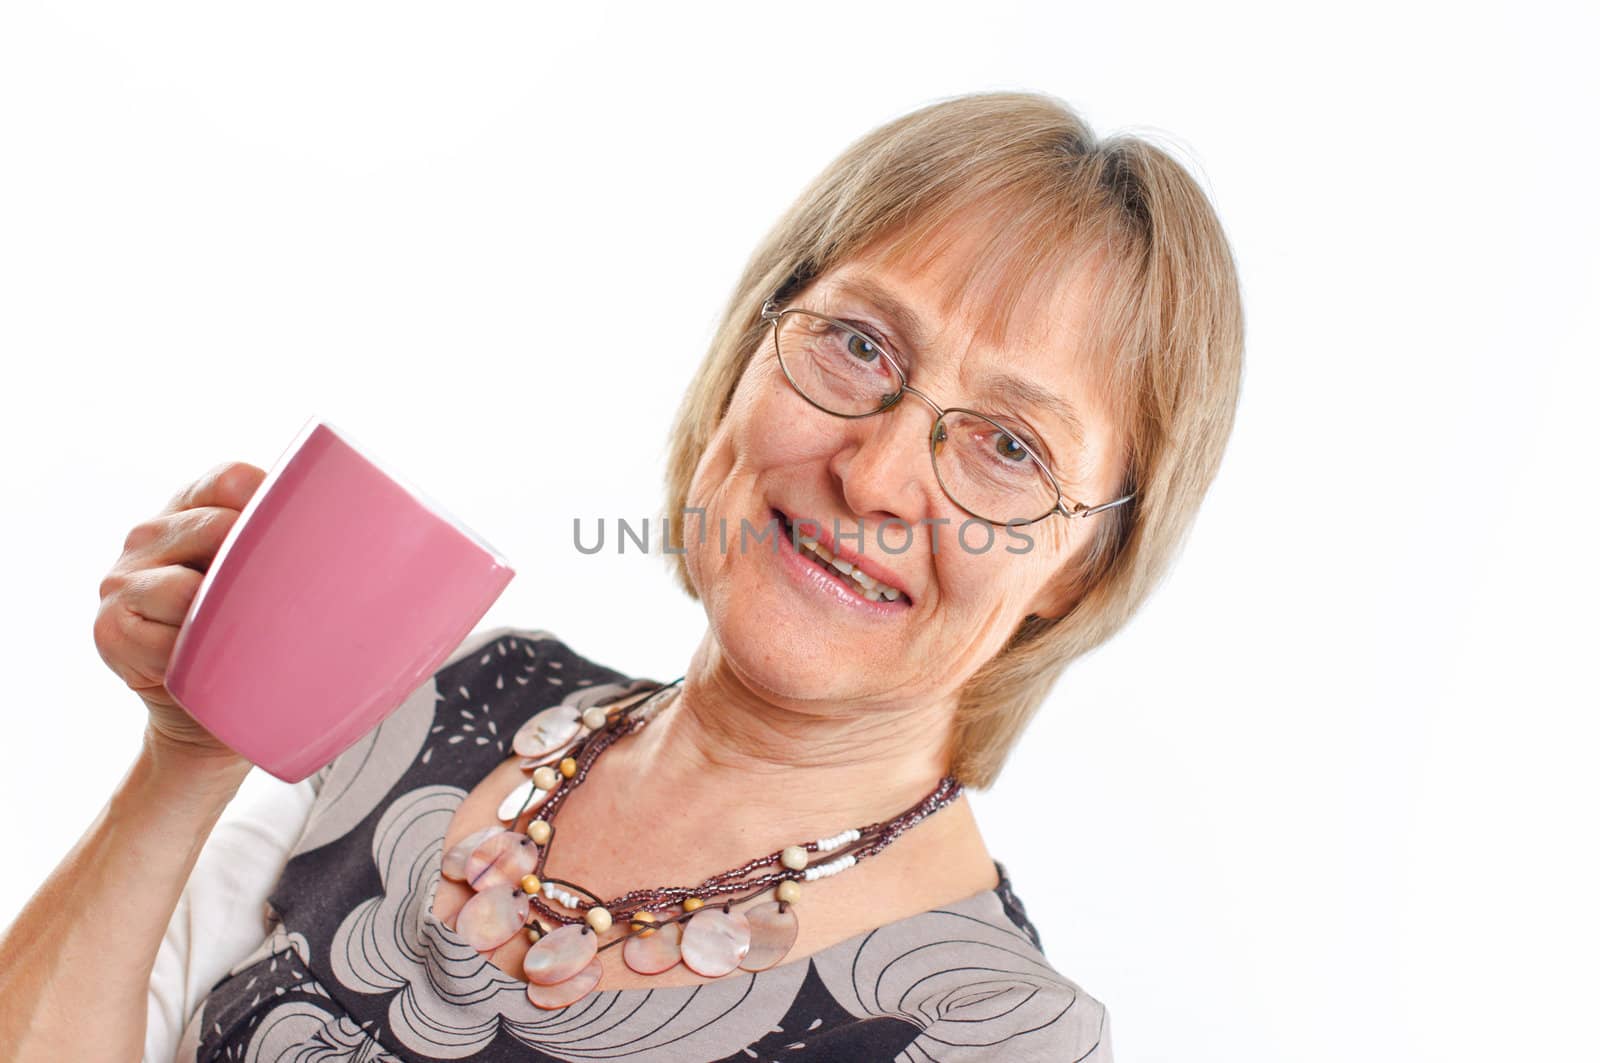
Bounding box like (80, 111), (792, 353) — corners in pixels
(813, 828), (859, 852)
(802, 854), (856, 882)
(532, 766), (559, 791)
(780, 845), (808, 870)
(582, 706), (607, 730)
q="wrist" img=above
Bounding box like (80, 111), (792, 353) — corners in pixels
(136, 726), (253, 799)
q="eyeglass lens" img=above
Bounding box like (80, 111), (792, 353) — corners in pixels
(774, 310), (1059, 524)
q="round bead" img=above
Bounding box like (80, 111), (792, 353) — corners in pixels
(532, 766), (559, 791)
(586, 906), (613, 933)
(630, 911), (658, 936)
(526, 927), (541, 944)
(520, 873), (542, 895)
(681, 896), (704, 912)
(582, 706), (607, 730)
(527, 820), (551, 845)
(780, 845), (809, 870)
(776, 880), (800, 904)
(559, 756), (578, 778)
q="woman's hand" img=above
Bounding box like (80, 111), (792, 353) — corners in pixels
(3, 459), (272, 1059)
(93, 460), (266, 775)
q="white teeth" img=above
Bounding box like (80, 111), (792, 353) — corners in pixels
(797, 538), (902, 604)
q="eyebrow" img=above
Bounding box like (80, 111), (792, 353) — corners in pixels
(978, 372), (1087, 450)
(827, 276), (1088, 452)
(828, 276), (932, 356)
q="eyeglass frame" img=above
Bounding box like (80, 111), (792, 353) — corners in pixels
(759, 291), (1137, 527)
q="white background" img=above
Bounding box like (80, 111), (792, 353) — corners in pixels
(2, 3), (1595, 1061)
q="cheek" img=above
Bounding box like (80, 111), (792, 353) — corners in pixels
(711, 360), (840, 478)
(679, 373), (804, 586)
(931, 520), (1061, 612)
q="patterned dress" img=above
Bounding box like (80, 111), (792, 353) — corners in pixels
(174, 626), (1112, 1061)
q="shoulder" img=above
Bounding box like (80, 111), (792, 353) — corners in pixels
(981, 969), (1114, 1062)
(377, 624), (644, 739)
(437, 625), (637, 690)
(294, 625), (644, 839)
(409, 624), (654, 751)
(810, 871), (1114, 1061)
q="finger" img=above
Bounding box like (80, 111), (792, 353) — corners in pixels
(94, 595), (184, 696)
(123, 506), (242, 572)
(118, 563), (206, 626)
(160, 461), (267, 518)
(121, 608), (180, 698)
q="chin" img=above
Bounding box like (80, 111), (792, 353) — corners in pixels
(706, 592), (875, 708)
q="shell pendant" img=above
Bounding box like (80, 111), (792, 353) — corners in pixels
(462, 831), (539, 891)
(512, 704), (581, 759)
(454, 886), (531, 952)
(680, 907), (752, 977)
(622, 912), (683, 975)
(740, 901), (799, 971)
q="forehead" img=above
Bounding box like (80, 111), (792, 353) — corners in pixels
(855, 192), (1111, 350)
(806, 217), (1116, 434)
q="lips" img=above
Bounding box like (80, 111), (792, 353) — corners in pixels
(771, 507), (913, 606)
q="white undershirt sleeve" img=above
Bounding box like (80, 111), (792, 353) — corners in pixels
(142, 768), (320, 1063)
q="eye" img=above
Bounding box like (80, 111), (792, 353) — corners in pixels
(845, 331), (879, 362)
(994, 432), (1030, 463)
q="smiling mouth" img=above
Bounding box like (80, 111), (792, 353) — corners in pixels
(771, 508), (911, 606)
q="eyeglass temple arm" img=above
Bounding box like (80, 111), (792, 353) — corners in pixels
(1059, 492), (1137, 519)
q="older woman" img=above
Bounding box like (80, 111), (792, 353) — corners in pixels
(0, 91), (1241, 1061)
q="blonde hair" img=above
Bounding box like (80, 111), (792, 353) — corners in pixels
(661, 90), (1244, 789)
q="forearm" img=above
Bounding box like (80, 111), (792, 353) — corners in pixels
(0, 730), (251, 1062)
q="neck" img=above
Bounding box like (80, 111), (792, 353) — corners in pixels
(610, 629), (961, 844)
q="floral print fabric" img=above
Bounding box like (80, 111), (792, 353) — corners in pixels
(175, 626), (1111, 1061)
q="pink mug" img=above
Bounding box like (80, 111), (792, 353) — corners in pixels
(165, 416), (516, 782)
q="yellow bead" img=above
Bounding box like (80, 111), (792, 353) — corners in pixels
(559, 757), (577, 778)
(780, 845), (808, 870)
(532, 766), (559, 790)
(776, 880), (800, 904)
(520, 873), (542, 895)
(526, 927), (541, 944)
(527, 819), (551, 845)
(586, 906), (613, 933)
(681, 896), (704, 912)
(630, 911), (658, 937)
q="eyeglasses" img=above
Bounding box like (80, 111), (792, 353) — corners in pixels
(760, 294), (1136, 527)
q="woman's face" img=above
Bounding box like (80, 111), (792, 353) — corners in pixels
(684, 232), (1125, 715)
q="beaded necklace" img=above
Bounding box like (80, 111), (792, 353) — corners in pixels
(439, 677), (965, 1009)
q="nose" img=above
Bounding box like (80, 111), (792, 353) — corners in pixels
(827, 386), (943, 526)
